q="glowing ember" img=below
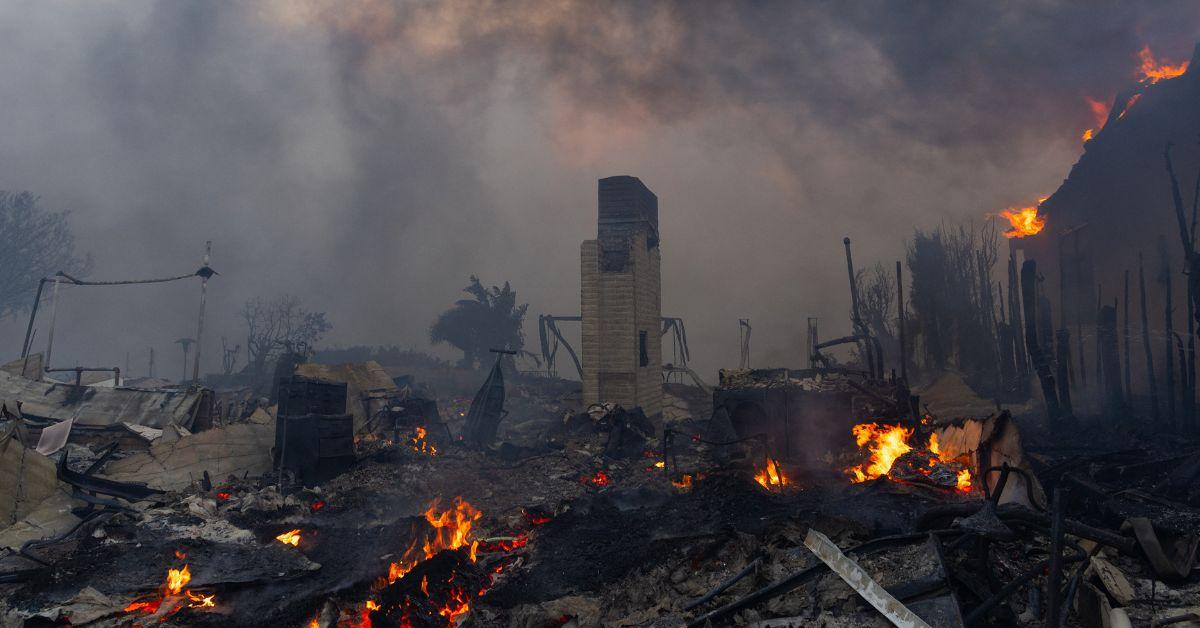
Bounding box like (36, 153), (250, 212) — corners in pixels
(653, 460), (665, 469)
(672, 474), (693, 489)
(754, 458), (789, 490)
(998, 205), (1046, 238)
(408, 426), (438, 456)
(1138, 45), (1188, 84)
(311, 500), (326, 512)
(585, 470), (611, 487)
(522, 508), (552, 525)
(216, 491), (231, 500)
(847, 423), (913, 482)
(276, 529), (302, 546)
(439, 586), (472, 623)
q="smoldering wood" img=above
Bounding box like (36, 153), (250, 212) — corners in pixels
(1138, 253), (1160, 425)
(1021, 260), (1061, 422)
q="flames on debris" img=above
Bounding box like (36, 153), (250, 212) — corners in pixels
(754, 458), (789, 491)
(846, 422), (973, 493)
(123, 563), (218, 616)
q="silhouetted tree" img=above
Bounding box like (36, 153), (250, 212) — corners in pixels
(0, 191), (90, 317)
(240, 294), (331, 374)
(430, 275), (529, 368)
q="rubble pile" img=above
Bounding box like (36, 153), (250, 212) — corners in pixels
(0, 362), (1197, 627)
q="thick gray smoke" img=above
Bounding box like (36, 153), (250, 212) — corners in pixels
(0, 1), (1196, 379)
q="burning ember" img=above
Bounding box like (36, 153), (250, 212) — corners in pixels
(754, 458), (789, 491)
(584, 470), (611, 487)
(124, 564), (217, 615)
(1138, 45), (1188, 84)
(409, 426), (438, 456)
(998, 203), (1046, 238)
(386, 497), (482, 585)
(276, 529), (302, 546)
(847, 423), (912, 482)
(846, 423), (973, 493)
(672, 474), (693, 490)
(311, 500), (326, 512)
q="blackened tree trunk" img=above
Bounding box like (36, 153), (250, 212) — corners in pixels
(1162, 240), (1176, 425)
(1009, 251), (1028, 378)
(1055, 329), (1074, 419)
(1123, 270), (1132, 403)
(1099, 304), (1124, 416)
(1022, 260), (1061, 422)
(1139, 253), (1160, 425)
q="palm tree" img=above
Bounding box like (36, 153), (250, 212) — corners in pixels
(430, 276), (529, 368)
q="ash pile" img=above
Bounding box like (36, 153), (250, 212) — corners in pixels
(0, 359), (1198, 628)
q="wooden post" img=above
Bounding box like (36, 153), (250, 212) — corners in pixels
(1139, 253), (1160, 425)
(1022, 260), (1061, 422)
(1161, 240), (1176, 425)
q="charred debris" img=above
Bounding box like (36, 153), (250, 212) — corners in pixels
(0, 178), (1200, 627)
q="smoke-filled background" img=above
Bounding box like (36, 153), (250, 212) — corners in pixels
(0, 0), (1197, 380)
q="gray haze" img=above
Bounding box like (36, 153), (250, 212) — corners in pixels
(0, 0), (1197, 380)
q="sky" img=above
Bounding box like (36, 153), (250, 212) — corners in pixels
(0, 0), (1197, 381)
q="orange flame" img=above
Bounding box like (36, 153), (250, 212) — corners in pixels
(387, 497), (482, 584)
(1138, 45), (1188, 84)
(847, 423), (913, 482)
(409, 427), (438, 456)
(276, 529), (302, 546)
(1082, 96), (1110, 141)
(754, 458), (789, 490)
(672, 474), (693, 489)
(439, 587), (472, 623)
(848, 424), (973, 493)
(124, 564), (217, 614)
(999, 205), (1046, 238)
(186, 591), (216, 608)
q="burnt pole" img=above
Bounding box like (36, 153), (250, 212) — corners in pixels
(191, 241), (217, 382)
(843, 237), (874, 379)
(1022, 260), (1062, 422)
(1161, 239), (1176, 426)
(895, 260), (907, 384)
(1139, 253), (1160, 425)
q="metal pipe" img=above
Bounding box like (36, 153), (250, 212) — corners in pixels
(43, 278), (62, 370)
(21, 278), (48, 359)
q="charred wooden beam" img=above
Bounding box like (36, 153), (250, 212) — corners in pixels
(1022, 260), (1062, 422)
(1139, 253), (1161, 425)
(1161, 239), (1176, 425)
(1099, 304), (1125, 414)
(1124, 270), (1133, 403)
(1055, 329), (1074, 419)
